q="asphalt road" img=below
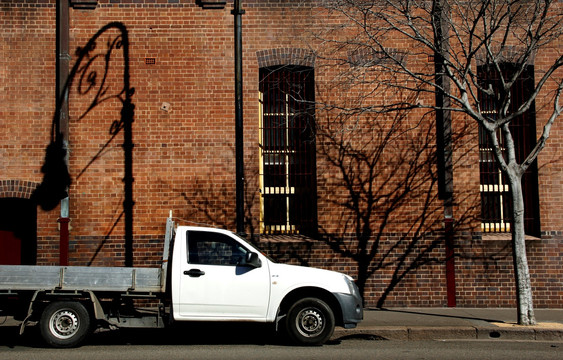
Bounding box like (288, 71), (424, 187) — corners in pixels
(1, 339), (562, 360)
(0, 324), (561, 360)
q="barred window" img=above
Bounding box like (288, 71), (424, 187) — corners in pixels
(478, 63), (540, 236)
(258, 66), (317, 235)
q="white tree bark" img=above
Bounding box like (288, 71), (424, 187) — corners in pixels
(508, 172), (536, 325)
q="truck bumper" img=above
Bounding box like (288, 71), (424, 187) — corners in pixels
(333, 288), (363, 329)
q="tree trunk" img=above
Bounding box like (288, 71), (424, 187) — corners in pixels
(508, 172), (536, 325)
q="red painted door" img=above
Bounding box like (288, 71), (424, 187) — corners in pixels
(0, 230), (22, 265)
(0, 198), (36, 265)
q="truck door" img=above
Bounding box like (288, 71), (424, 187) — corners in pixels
(177, 230), (270, 319)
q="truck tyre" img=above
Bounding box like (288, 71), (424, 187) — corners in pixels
(285, 297), (335, 346)
(40, 301), (92, 348)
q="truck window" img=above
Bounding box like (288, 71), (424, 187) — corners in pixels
(186, 231), (248, 266)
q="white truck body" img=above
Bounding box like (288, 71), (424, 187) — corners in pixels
(0, 217), (363, 347)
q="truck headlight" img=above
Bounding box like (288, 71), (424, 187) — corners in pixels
(343, 275), (357, 295)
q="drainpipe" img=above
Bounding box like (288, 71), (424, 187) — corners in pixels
(233, 0), (245, 235)
(57, 0), (70, 266)
(432, 0), (456, 307)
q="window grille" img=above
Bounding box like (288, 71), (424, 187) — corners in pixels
(478, 64), (540, 236)
(258, 66), (317, 235)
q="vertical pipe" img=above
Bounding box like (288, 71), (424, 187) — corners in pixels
(433, 0), (453, 202)
(432, 0), (456, 306)
(57, 0), (70, 266)
(123, 92), (134, 268)
(445, 217), (456, 307)
(120, 26), (135, 268)
(233, 0), (245, 235)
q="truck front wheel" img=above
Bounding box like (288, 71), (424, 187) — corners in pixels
(40, 301), (92, 348)
(285, 297), (335, 346)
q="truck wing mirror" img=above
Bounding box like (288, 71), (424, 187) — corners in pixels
(244, 252), (262, 268)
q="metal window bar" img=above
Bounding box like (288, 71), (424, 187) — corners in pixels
(478, 64), (539, 235)
(258, 66), (317, 235)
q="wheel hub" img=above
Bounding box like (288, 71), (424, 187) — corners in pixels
(297, 309), (324, 337)
(50, 310), (80, 340)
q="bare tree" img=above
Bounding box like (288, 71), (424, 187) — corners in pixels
(312, 0), (563, 324)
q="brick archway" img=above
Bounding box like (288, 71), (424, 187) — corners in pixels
(256, 48), (315, 68)
(0, 180), (39, 199)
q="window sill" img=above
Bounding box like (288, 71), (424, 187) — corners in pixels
(258, 234), (315, 244)
(479, 233), (541, 241)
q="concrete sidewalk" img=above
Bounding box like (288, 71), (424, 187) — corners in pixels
(334, 308), (563, 341)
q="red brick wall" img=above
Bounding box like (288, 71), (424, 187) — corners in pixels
(260, 233), (563, 308)
(1, 0), (562, 308)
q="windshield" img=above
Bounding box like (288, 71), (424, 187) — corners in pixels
(232, 232), (276, 263)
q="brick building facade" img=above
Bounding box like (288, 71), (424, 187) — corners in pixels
(1, 0), (562, 308)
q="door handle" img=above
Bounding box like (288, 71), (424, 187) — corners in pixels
(184, 269), (205, 277)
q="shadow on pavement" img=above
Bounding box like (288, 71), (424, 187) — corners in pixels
(377, 308), (505, 324)
(90, 322), (281, 346)
(0, 322), (292, 348)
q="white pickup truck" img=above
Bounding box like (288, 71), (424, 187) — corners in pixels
(0, 216), (363, 347)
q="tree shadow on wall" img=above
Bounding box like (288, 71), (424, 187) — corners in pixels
(157, 146), (261, 242)
(315, 104), (478, 307)
(32, 22), (136, 266)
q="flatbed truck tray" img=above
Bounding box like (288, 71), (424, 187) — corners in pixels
(0, 265), (163, 293)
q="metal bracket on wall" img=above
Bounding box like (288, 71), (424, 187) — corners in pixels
(196, 0), (227, 9)
(70, 0), (98, 10)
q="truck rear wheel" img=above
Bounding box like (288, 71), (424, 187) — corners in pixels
(285, 297), (335, 346)
(40, 301), (92, 348)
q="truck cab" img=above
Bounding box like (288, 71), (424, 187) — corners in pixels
(171, 227), (364, 345)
